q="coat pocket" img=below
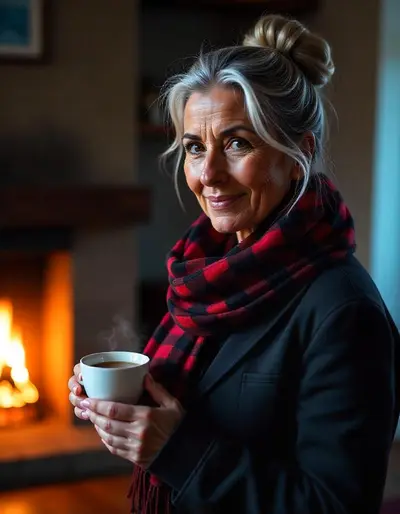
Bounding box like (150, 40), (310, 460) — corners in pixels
(238, 372), (281, 438)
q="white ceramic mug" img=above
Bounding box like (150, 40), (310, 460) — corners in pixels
(80, 351), (150, 404)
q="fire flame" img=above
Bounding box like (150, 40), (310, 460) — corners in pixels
(0, 300), (39, 408)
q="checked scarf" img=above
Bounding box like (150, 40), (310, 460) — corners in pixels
(129, 173), (356, 513)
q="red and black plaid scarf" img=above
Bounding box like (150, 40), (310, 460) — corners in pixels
(129, 174), (356, 513)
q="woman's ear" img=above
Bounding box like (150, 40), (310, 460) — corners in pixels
(302, 131), (315, 161)
(290, 132), (316, 180)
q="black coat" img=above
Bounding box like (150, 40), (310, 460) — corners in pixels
(149, 255), (400, 514)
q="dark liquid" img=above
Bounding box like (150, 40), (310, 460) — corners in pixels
(93, 361), (138, 369)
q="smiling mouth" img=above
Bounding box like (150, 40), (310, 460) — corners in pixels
(205, 194), (245, 211)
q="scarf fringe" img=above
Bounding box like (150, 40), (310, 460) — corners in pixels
(128, 466), (171, 514)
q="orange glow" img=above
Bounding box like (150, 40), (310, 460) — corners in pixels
(0, 300), (39, 409)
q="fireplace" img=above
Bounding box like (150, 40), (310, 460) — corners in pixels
(0, 297), (40, 427)
(0, 185), (151, 490)
(0, 252), (71, 431)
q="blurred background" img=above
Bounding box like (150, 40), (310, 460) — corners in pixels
(0, 0), (398, 513)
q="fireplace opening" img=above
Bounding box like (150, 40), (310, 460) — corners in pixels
(0, 251), (73, 431)
(0, 299), (40, 427)
(0, 232), (137, 486)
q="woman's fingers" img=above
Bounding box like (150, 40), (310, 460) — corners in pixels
(68, 363), (83, 395)
(74, 406), (89, 421)
(69, 363), (87, 421)
(100, 438), (130, 459)
(94, 424), (132, 451)
(68, 375), (82, 395)
(85, 411), (135, 440)
(80, 398), (148, 422)
(69, 390), (87, 406)
(73, 363), (81, 379)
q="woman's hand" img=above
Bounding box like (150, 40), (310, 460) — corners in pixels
(68, 363), (89, 420)
(76, 374), (185, 468)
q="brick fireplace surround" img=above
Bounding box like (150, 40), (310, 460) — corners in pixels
(0, 185), (150, 490)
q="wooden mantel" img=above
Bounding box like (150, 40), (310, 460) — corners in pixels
(0, 185), (151, 229)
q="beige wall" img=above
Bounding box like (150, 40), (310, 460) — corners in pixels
(0, 0), (137, 184)
(308, 0), (381, 268)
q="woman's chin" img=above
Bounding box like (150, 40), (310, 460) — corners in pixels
(209, 215), (247, 236)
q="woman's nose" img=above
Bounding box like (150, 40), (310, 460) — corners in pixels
(200, 151), (228, 187)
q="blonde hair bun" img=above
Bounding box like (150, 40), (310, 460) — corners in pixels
(243, 14), (335, 88)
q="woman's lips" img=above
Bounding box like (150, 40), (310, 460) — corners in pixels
(205, 194), (245, 211)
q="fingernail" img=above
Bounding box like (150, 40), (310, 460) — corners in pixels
(147, 373), (154, 383)
(81, 410), (90, 420)
(81, 399), (90, 409)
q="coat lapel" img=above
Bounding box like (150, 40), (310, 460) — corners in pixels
(197, 290), (304, 396)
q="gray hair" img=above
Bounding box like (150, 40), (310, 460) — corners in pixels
(160, 15), (335, 209)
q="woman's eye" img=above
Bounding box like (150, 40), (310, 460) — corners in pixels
(185, 142), (203, 155)
(228, 138), (251, 151)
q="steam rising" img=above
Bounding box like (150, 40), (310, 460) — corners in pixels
(97, 314), (142, 351)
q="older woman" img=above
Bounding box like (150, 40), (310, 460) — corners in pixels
(68, 14), (400, 514)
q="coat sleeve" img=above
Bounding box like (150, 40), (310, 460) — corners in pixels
(148, 300), (397, 514)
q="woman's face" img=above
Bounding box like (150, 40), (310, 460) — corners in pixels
(183, 85), (299, 242)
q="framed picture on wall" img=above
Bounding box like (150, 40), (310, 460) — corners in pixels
(0, 0), (45, 62)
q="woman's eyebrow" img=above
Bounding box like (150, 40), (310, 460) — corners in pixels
(182, 125), (256, 141)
